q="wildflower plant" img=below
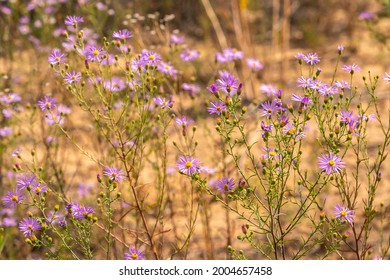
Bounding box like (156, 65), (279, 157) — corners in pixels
(0, 7), (389, 261)
(176, 46), (390, 260)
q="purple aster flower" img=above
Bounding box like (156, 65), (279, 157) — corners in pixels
(58, 104), (72, 115)
(303, 52), (320, 65)
(297, 76), (314, 89)
(334, 204), (354, 224)
(334, 80), (351, 90)
(214, 177), (235, 193)
(180, 49), (200, 62)
(170, 34), (185, 44)
(308, 79), (323, 91)
(291, 94), (312, 111)
(182, 83), (200, 96)
(113, 29), (133, 40)
(262, 147), (280, 161)
(0, 127), (12, 137)
(72, 205), (94, 220)
(207, 84), (219, 94)
(47, 211), (66, 225)
(282, 123), (297, 135)
(1, 217), (17, 227)
(295, 52), (306, 60)
(64, 71), (81, 84)
(338, 45), (344, 52)
(77, 183), (93, 198)
(2, 189), (25, 208)
(177, 156), (201, 175)
(207, 101), (227, 115)
(125, 248), (145, 260)
(318, 84), (339, 96)
(32, 183), (48, 195)
(361, 113), (375, 122)
(140, 49), (161, 66)
(45, 111), (64, 125)
(384, 73), (390, 84)
(157, 61), (177, 77)
(339, 110), (355, 124)
(216, 71), (240, 96)
(291, 94), (312, 105)
(19, 217), (41, 237)
(259, 100), (281, 118)
(215, 52), (229, 63)
(261, 121), (273, 132)
(38, 96), (57, 111)
(17, 174), (37, 190)
(246, 58), (263, 71)
(0, 93), (22, 104)
(103, 77), (126, 92)
(85, 45), (106, 62)
(103, 166), (126, 182)
(223, 48), (243, 60)
(358, 11), (374, 21)
(342, 64), (360, 74)
(260, 84), (278, 97)
(318, 152), (345, 174)
(64, 15), (84, 26)
(175, 116), (194, 127)
(154, 96), (173, 109)
(48, 49), (66, 65)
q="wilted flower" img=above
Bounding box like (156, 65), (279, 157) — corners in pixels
(246, 58), (263, 71)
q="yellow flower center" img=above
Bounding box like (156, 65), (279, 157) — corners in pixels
(223, 184), (229, 190)
(35, 187), (41, 193)
(288, 127), (296, 134)
(55, 57), (60, 62)
(216, 106), (221, 111)
(269, 152), (276, 157)
(185, 161), (193, 168)
(11, 195), (18, 202)
(328, 160), (335, 166)
(93, 49), (100, 56)
(340, 210), (347, 217)
(28, 224), (33, 230)
(72, 76), (76, 80)
(131, 253), (138, 259)
(149, 55), (155, 61)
